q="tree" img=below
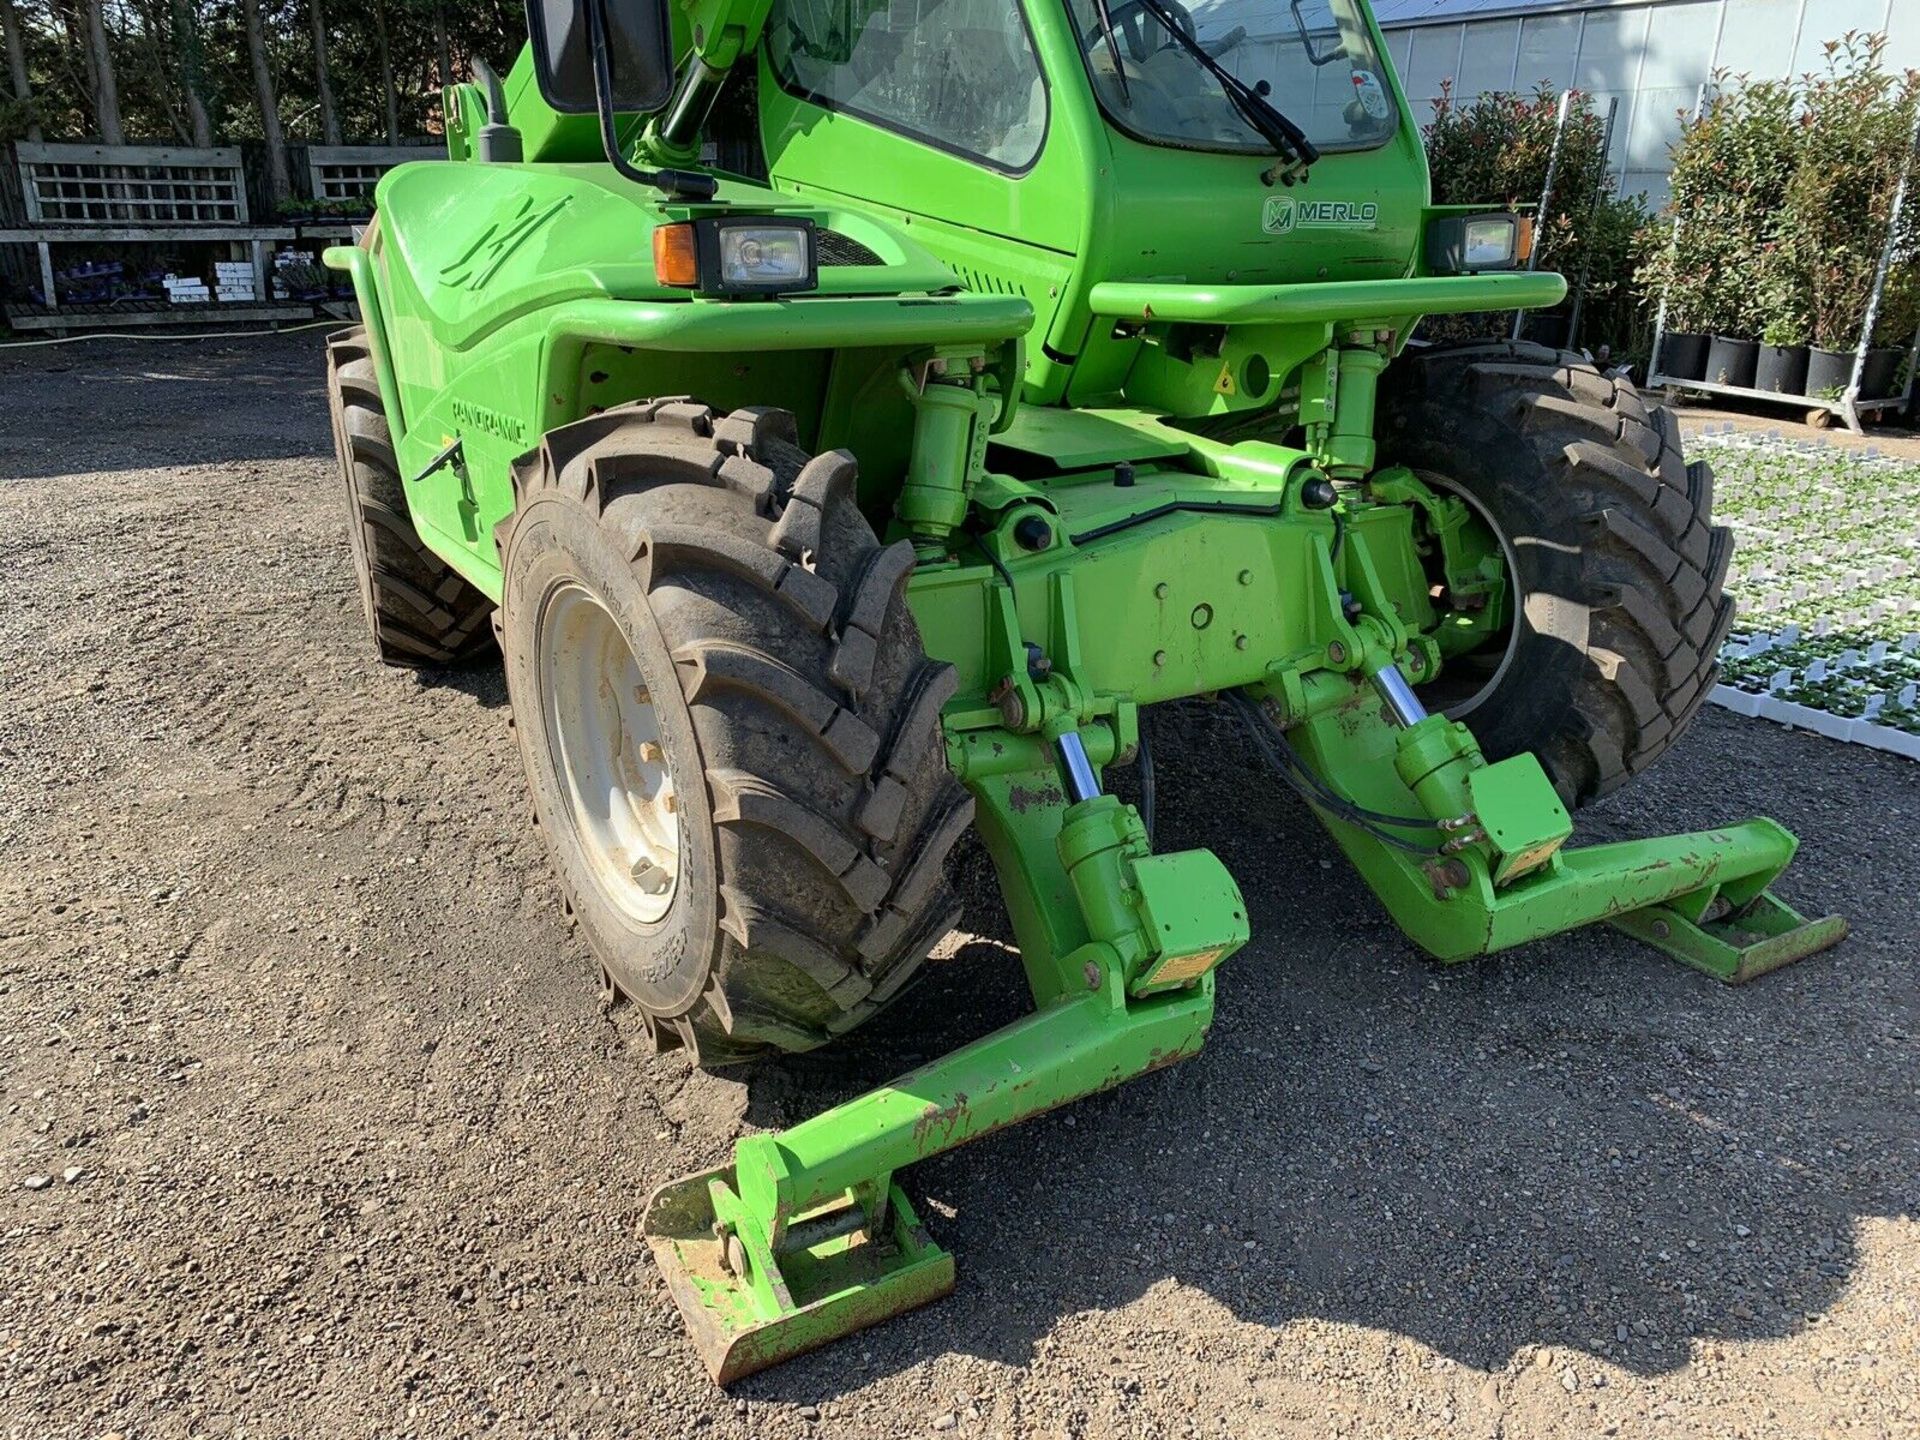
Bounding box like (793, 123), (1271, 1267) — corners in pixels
(81, 0), (122, 142)
(431, 0), (450, 89)
(173, 0), (213, 144)
(1, 0), (526, 147)
(242, 0), (288, 197)
(309, 0), (338, 143)
(370, 0), (398, 143)
(2, 0), (41, 140)
(116, 0), (203, 145)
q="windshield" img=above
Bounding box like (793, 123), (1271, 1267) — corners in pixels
(1063, 0), (1398, 155)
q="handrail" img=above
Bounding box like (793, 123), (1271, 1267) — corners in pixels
(323, 243), (409, 441)
(544, 293), (1034, 353)
(1087, 272), (1568, 326)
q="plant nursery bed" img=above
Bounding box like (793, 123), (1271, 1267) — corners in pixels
(1699, 427), (1920, 759)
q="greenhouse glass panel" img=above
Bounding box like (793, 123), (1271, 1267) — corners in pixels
(1515, 12), (1579, 92)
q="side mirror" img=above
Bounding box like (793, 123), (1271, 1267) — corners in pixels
(526, 0), (675, 115)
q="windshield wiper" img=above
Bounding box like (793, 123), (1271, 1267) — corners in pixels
(1132, 0), (1320, 185)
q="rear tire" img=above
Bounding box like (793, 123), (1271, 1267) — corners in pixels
(495, 399), (973, 1066)
(1378, 340), (1734, 808)
(325, 328), (494, 668)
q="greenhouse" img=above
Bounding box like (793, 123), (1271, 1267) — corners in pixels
(1375, 0), (1920, 202)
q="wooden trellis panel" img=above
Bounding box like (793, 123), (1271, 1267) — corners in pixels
(16, 143), (248, 226)
(306, 146), (438, 206)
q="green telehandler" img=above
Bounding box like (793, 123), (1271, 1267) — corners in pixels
(322, 0), (1846, 1381)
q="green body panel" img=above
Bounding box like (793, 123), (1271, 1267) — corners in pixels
(321, 0), (1847, 1380)
(327, 158), (1031, 597)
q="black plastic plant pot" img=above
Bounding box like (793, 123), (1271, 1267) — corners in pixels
(1520, 312), (1569, 348)
(1754, 344), (1809, 396)
(1860, 347), (1903, 400)
(1805, 347), (1857, 402)
(1658, 331), (1710, 381)
(1706, 336), (1759, 389)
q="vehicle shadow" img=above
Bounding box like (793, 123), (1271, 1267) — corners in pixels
(416, 660), (511, 710)
(726, 703), (1913, 1395)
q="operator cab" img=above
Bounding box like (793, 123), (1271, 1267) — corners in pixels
(754, 0), (1430, 404)
(762, 0), (1395, 170)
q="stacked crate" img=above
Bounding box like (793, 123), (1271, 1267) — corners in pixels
(214, 259), (257, 302)
(163, 272), (210, 304)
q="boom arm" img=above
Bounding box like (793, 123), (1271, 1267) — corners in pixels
(471, 0), (783, 172)
(638, 0), (780, 162)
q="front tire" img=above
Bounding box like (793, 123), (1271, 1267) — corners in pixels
(324, 328), (494, 668)
(1379, 341), (1734, 807)
(495, 399), (974, 1065)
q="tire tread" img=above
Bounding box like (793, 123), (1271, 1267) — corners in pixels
(326, 328), (494, 669)
(1382, 339), (1729, 805)
(499, 399), (965, 1064)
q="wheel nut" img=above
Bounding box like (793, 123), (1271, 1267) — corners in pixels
(662, 792), (678, 814)
(638, 741), (663, 764)
(634, 685), (651, 704)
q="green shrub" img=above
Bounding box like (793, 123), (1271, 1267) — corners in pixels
(1643, 33), (1920, 354)
(1783, 33), (1920, 350)
(1639, 75), (1800, 337)
(1420, 83), (1650, 358)
(1573, 193), (1660, 361)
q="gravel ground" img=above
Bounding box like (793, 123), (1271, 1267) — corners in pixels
(1, 332), (1916, 1440)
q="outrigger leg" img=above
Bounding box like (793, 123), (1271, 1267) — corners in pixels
(642, 695), (1248, 1381)
(644, 570), (1846, 1384)
(1242, 609), (1848, 983)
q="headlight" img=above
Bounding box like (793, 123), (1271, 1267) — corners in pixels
(652, 216), (819, 296)
(717, 226), (812, 289)
(1425, 212), (1532, 274)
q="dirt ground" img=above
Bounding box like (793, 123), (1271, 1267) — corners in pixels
(1, 331), (1916, 1440)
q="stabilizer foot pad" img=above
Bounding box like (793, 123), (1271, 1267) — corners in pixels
(642, 1167), (954, 1384)
(1611, 890), (1848, 983)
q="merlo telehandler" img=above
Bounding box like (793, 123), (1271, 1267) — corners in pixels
(322, 0), (1846, 1381)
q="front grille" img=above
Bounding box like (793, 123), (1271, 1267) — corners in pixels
(816, 229), (885, 267)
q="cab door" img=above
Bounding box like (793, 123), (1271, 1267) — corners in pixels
(757, 0), (1107, 398)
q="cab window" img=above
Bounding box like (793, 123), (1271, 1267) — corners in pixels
(768, 0), (1050, 171)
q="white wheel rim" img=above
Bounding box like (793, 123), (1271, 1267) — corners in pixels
(539, 583), (681, 924)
